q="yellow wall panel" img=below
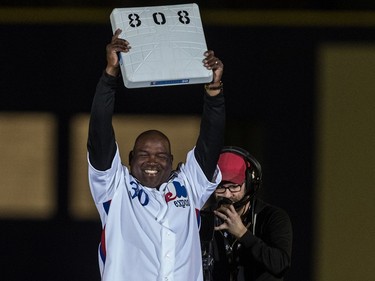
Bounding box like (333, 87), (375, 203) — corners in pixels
(0, 113), (56, 218)
(315, 44), (375, 281)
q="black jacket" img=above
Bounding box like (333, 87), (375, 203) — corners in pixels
(211, 198), (293, 281)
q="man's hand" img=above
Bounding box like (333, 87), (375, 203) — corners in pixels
(203, 50), (224, 96)
(214, 205), (248, 239)
(105, 29), (131, 77)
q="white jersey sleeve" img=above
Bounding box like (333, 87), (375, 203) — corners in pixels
(179, 148), (221, 210)
(88, 144), (127, 224)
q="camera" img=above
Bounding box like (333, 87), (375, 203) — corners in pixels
(217, 197), (234, 207)
(214, 197), (233, 226)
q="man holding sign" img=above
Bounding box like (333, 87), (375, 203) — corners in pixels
(87, 28), (225, 281)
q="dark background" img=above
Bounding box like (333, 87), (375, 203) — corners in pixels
(1, 1), (375, 280)
(3, 0), (375, 10)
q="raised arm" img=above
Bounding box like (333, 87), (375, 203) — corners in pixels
(194, 50), (225, 181)
(87, 29), (131, 170)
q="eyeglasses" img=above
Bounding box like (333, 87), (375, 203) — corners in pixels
(215, 183), (242, 194)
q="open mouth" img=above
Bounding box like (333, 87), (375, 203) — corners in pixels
(144, 169), (158, 175)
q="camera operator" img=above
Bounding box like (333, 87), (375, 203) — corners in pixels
(203, 146), (293, 281)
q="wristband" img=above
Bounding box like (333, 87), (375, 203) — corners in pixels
(204, 81), (223, 91)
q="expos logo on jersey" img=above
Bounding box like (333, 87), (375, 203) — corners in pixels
(165, 181), (190, 208)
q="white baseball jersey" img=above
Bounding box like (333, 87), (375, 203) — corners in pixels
(88, 145), (221, 281)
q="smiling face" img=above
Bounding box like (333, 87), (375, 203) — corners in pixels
(130, 130), (173, 189)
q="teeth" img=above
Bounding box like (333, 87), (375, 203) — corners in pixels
(145, 169), (158, 175)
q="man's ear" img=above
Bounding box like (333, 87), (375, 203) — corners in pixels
(128, 150), (134, 165)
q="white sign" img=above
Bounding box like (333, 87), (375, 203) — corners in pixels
(110, 3), (212, 88)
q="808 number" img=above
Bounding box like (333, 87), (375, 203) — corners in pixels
(128, 10), (191, 27)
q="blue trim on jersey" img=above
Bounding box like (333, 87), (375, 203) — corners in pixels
(103, 200), (111, 214)
(99, 200), (111, 264)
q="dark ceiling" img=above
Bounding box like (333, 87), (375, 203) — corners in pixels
(2, 0), (375, 10)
